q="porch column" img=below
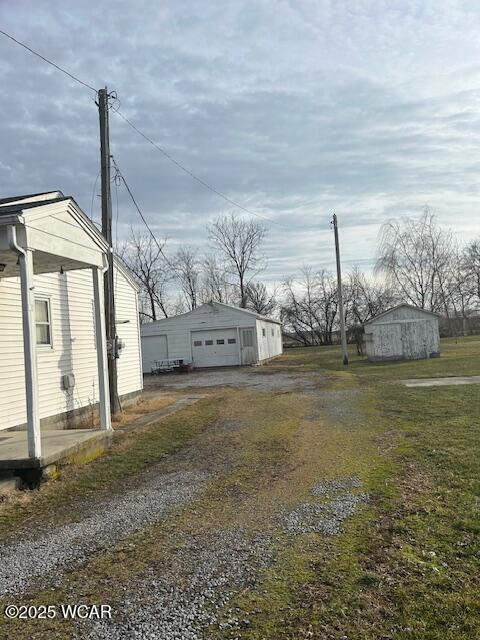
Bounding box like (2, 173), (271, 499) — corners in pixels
(19, 248), (41, 459)
(92, 266), (112, 430)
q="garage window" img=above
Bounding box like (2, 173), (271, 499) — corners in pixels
(205, 340), (213, 346)
(228, 338), (236, 344)
(216, 339), (225, 345)
(193, 340), (202, 346)
(271, 328), (274, 336)
(262, 328), (266, 337)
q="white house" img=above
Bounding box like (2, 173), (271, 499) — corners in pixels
(363, 304), (440, 361)
(0, 191), (143, 460)
(141, 301), (283, 371)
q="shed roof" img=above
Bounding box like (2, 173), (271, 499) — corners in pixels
(363, 303), (440, 326)
(145, 300), (282, 327)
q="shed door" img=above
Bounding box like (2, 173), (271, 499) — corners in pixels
(142, 335), (168, 373)
(191, 329), (240, 367)
(240, 328), (256, 364)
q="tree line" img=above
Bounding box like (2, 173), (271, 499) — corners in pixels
(120, 208), (480, 345)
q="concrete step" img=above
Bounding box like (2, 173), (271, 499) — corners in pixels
(0, 476), (21, 496)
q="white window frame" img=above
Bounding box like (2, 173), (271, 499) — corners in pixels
(35, 296), (53, 349)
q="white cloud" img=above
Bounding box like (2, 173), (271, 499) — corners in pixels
(1, 0), (480, 283)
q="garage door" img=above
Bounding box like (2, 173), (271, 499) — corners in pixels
(142, 335), (168, 373)
(191, 329), (240, 367)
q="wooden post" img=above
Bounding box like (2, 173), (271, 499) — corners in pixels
(331, 214), (349, 365)
(98, 87), (120, 414)
(92, 267), (112, 430)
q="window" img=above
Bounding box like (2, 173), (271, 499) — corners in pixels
(35, 298), (52, 346)
(228, 338), (236, 344)
(216, 339), (225, 345)
(205, 340), (213, 346)
(271, 328), (274, 336)
(242, 329), (253, 347)
(193, 340), (202, 347)
(262, 328), (266, 337)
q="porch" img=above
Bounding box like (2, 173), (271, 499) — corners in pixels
(0, 428), (112, 472)
(0, 191), (113, 465)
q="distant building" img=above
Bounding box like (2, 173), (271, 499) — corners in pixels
(141, 301), (282, 371)
(363, 304), (440, 362)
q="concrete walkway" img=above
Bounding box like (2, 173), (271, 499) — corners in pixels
(0, 429), (111, 470)
(401, 375), (480, 388)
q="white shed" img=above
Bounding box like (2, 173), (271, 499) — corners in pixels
(363, 304), (440, 362)
(0, 191), (143, 459)
(141, 301), (282, 371)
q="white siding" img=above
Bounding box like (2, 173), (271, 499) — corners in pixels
(141, 303), (282, 368)
(0, 264), (142, 431)
(255, 319), (283, 362)
(364, 305), (440, 361)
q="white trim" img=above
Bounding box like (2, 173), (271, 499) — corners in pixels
(34, 295), (53, 349)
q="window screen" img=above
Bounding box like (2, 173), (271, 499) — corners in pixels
(242, 330), (253, 347)
(35, 299), (52, 345)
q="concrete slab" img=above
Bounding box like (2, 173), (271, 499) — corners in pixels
(401, 375), (480, 388)
(0, 429), (112, 470)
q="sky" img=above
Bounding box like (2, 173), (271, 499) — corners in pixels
(1, 0), (480, 285)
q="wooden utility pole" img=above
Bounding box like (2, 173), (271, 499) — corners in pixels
(98, 87), (120, 413)
(331, 213), (349, 365)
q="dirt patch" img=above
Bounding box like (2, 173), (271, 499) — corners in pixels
(145, 368), (326, 393)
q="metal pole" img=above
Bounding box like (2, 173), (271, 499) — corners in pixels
(331, 213), (349, 365)
(98, 87), (120, 414)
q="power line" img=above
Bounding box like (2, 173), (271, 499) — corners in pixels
(114, 109), (281, 226)
(1, 28), (283, 227)
(0, 29), (97, 93)
(111, 157), (175, 268)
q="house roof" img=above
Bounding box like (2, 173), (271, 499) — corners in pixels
(363, 303), (440, 326)
(0, 191), (68, 215)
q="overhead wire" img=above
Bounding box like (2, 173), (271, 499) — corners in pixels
(1, 28), (285, 228)
(114, 109), (282, 226)
(111, 156), (176, 269)
(0, 29), (97, 93)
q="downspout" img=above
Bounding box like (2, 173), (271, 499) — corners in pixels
(7, 224), (42, 459)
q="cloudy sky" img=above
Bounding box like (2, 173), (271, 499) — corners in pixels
(1, 0), (480, 283)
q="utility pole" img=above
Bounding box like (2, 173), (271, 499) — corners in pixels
(331, 213), (349, 365)
(98, 87), (120, 414)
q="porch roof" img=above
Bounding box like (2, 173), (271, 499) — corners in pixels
(0, 191), (109, 276)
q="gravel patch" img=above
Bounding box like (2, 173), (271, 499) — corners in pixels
(145, 368), (324, 393)
(0, 470), (210, 597)
(311, 476), (362, 496)
(283, 477), (368, 535)
(79, 528), (272, 640)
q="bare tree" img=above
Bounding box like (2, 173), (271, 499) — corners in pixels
(119, 228), (172, 321)
(245, 281), (277, 316)
(174, 247), (200, 311)
(281, 267), (338, 346)
(376, 208), (454, 313)
(208, 213), (266, 307)
(200, 254), (236, 304)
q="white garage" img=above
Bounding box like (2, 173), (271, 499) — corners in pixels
(141, 301), (282, 372)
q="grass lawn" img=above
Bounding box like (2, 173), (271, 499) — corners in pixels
(0, 337), (478, 639)
(223, 337), (480, 639)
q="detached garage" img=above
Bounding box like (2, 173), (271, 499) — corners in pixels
(141, 301), (282, 372)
